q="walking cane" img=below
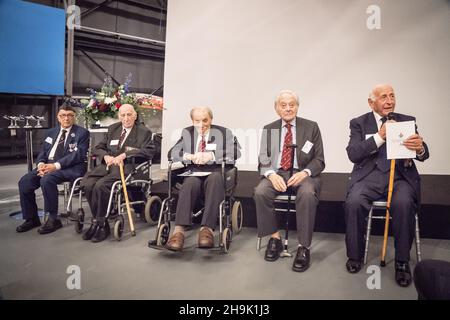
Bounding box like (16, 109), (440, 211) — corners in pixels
(280, 144), (297, 258)
(380, 112), (396, 267)
(380, 159), (395, 267)
(119, 162), (136, 236)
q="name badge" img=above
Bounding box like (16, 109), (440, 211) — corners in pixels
(301, 140), (314, 154)
(45, 137), (53, 144)
(205, 143), (217, 151)
(365, 134), (375, 140)
(110, 139), (119, 146)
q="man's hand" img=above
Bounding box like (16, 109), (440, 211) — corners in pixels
(112, 153), (126, 166)
(287, 171), (308, 187)
(403, 134), (424, 153)
(183, 153), (194, 162)
(192, 152), (213, 165)
(268, 173), (287, 192)
(104, 155), (115, 166)
(378, 119), (396, 140)
(38, 164), (57, 176)
(37, 163), (45, 176)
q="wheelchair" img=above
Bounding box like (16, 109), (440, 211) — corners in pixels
(65, 155), (162, 241)
(148, 158), (243, 253)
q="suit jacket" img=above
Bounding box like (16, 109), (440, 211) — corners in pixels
(258, 116), (325, 177)
(93, 122), (155, 172)
(346, 112), (430, 201)
(37, 124), (90, 176)
(169, 124), (241, 171)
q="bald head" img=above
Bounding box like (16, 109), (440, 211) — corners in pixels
(118, 104), (137, 129)
(368, 84), (396, 117)
(369, 84), (394, 101)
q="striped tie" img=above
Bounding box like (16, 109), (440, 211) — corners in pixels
(280, 123), (293, 170)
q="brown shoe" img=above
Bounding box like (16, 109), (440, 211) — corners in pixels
(165, 232), (185, 251)
(198, 228), (214, 248)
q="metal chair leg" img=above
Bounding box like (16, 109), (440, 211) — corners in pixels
(63, 182), (69, 210)
(363, 206), (374, 264)
(256, 237), (261, 251)
(415, 212), (422, 262)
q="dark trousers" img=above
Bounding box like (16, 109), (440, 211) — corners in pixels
(254, 170), (321, 247)
(345, 169), (416, 262)
(414, 259), (450, 300)
(81, 164), (130, 220)
(175, 171), (224, 230)
(18, 169), (78, 220)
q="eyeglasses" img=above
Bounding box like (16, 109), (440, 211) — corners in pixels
(58, 114), (75, 118)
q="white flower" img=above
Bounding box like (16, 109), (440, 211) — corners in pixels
(87, 99), (95, 108)
(104, 97), (117, 104)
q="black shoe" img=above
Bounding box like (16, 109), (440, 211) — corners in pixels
(292, 246), (310, 272)
(346, 259), (362, 274)
(91, 221), (110, 243)
(16, 218), (41, 233)
(82, 221), (99, 241)
(264, 237), (283, 262)
(37, 218), (63, 234)
(395, 261), (412, 287)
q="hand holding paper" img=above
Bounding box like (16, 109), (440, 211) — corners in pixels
(402, 134), (424, 153)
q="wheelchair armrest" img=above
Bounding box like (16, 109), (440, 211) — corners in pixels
(125, 158), (152, 183)
(127, 154), (151, 165)
(223, 166), (238, 192)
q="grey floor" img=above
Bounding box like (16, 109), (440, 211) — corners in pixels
(1, 164), (449, 300)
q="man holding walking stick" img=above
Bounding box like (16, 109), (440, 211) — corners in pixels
(81, 104), (155, 243)
(344, 84), (429, 287)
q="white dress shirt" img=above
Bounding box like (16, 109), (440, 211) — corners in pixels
(41, 126), (72, 170)
(119, 127), (132, 149)
(264, 120), (311, 178)
(372, 111), (386, 148)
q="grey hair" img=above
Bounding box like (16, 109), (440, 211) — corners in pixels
(190, 106), (213, 120)
(274, 90), (299, 107)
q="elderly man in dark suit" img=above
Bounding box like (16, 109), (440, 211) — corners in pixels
(17, 105), (90, 234)
(254, 90), (325, 272)
(81, 104), (155, 243)
(345, 83), (429, 287)
(165, 106), (240, 251)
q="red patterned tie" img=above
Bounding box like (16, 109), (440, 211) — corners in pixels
(280, 123), (293, 170)
(198, 135), (206, 152)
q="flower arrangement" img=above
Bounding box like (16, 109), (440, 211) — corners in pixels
(77, 73), (164, 127)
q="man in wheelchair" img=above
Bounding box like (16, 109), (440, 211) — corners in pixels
(165, 106), (240, 251)
(80, 104), (156, 242)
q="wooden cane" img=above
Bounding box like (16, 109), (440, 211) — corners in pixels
(119, 162), (136, 236)
(380, 159), (396, 267)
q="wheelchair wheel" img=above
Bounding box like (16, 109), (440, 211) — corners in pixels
(144, 195), (162, 226)
(74, 208), (85, 234)
(231, 200), (243, 234)
(221, 227), (232, 253)
(113, 216), (125, 241)
(156, 223), (170, 246)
